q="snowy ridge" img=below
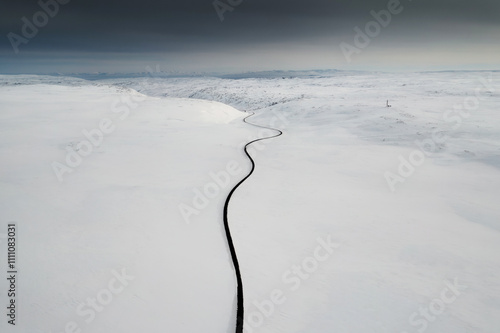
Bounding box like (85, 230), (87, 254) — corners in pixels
(104, 71), (500, 169)
(1, 72), (499, 333)
(0, 82), (253, 333)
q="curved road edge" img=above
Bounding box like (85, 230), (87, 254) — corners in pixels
(223, 111), (283, 333)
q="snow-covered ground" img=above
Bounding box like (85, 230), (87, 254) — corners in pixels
(0, 71), (499, 333)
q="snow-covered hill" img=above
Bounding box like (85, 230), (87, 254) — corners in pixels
(0, 81), (257, 333)
(105, 71), (500, 169)
(1, 71), (499, 333)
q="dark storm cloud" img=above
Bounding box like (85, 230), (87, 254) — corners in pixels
(1, 0), (499, 53)
(0, 0), (499, 73)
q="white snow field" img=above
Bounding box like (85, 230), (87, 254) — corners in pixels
(0, 71), (499, 333)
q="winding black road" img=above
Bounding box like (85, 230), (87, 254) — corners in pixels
(222, 111), (283, 333)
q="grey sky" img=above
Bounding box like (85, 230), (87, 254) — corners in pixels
(0, 0), (499, 73)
